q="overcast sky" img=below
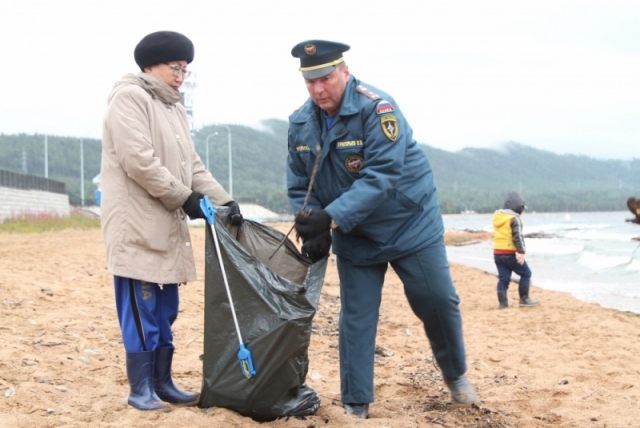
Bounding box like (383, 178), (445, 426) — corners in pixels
(1, 0), (639, 160)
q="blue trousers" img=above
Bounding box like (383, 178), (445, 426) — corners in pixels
(336, 239), (467, 404)
(494, 254), (532, 292)
(114, 276), (179, 352)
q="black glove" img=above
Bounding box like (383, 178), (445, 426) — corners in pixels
(224, 201), (244, 226)
(301, 230), (332, 262)
(182, 191), (205, 219)
(294, 209), (331, 241)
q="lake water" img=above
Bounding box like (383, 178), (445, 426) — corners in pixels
(443, 211), (640, 314)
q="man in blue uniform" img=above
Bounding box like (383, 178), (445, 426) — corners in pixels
(287, 40), (477, 419)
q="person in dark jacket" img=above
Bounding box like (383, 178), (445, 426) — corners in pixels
(286, 40), (477, 419)
(493, 191), (540, 308)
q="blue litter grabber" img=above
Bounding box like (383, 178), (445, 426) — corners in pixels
(200, 196), (256, 378)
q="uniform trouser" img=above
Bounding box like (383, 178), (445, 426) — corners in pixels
(114, 276), (179, 352)
(336, 239), (467, 404)
(494, 254), (532, 292)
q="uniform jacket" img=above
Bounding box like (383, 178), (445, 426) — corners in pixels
(493, 211), (525, 254)
(287, 75), (444, 265)
(101, 72), (232, 284)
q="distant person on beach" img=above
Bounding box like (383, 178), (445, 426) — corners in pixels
(626, 197), (640, 224)
(100, 31), (242, 411)
(493, 191), (539, 308)
(286, 39), (477, 419)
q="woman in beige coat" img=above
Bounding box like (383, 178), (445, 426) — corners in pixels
(100, 31), (242, 411)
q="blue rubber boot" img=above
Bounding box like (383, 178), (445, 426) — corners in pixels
(153, 347), (198, 405)
(126, 351), (167, 410)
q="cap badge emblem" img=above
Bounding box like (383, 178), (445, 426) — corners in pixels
(304, 43), (317, 55)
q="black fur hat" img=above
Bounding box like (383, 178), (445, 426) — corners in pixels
(134, 31), (194, 71)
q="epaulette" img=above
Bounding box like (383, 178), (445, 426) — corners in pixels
(355, 85), (381, 101)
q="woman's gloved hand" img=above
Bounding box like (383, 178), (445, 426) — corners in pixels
(224, 201), (244, 226)
(182, 191), (205, 219)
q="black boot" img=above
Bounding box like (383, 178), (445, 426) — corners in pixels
(497, 291), (509, 309)
(126, 351), (167, 410)
(519, 285), (540, 307)
(153, 347), (198, 405)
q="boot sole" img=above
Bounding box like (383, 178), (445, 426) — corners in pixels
(161, 398), (199, 407)
(127, 402), (171, 412)
(157, 393), (200, 407)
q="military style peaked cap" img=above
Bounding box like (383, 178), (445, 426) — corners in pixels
(291, 40), (350, 79)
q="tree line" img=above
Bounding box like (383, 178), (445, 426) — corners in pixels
(0, 121), (638, 214)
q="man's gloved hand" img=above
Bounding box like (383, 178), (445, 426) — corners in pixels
(224, 201), (244, 226)
(182, 191), (205, 219)
(294, 209), (331, 241)
(301, 230), (332, 262)
(516, 252), (525, 265)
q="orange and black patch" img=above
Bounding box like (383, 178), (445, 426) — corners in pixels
(345, 155), (364, 173)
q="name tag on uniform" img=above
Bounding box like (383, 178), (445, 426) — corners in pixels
(296, 145), (311, 152)
(336, 140), (363, 149)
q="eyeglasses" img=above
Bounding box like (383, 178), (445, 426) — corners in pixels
(165, 63), (191, 79)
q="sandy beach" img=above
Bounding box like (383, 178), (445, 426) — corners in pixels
(1, 224), (639, 427)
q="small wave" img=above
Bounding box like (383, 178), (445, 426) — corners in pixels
(626, 259), (640, 272)
(609, 289), (640, 299)
(564, 230), (632, 241)
(526, 223), (567, 234)
(526, 239), (583, 255)
(527, 223), (609, 234)
(577, 252), (633, 271)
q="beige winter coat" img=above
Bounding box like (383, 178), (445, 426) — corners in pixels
(100, 72), (232, 284)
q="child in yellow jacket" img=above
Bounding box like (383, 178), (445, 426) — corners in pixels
(493, 191), (539, 308)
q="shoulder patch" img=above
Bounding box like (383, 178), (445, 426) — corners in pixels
(355, 85), (381, 101)
(376, 100), (394, 115)
(380, 115), (399, 142)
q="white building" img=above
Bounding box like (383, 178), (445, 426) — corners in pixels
(179, 71), (197, 131)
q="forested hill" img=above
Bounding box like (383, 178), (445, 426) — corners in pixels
(1, 119), (638, 214)
(423, 143), (640, 213)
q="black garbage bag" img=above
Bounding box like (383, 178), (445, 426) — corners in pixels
(198, 208), (327, 421)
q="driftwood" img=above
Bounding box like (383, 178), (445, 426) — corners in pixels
(459, 228), (486, 234)
(524, 232), (559, 239)
(454, 240), (482, 247)
(627, 197), (640, 224)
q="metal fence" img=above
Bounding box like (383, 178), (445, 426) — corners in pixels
(68, 193), (95, 207)
(0, 168), (66, 194)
